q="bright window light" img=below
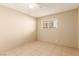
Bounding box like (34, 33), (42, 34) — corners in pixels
(53, 19), (58, 28)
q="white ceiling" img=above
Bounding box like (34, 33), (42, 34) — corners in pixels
(1, 3), (79, 18)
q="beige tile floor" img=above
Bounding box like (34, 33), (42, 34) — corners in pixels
(3, 41), (79, 56)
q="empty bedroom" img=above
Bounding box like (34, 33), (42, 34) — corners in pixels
(0, 3), (79, 56)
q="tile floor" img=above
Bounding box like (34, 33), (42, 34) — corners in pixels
(3, 41), (79, 56)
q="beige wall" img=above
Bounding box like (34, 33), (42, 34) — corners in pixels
(0, 5), (78, 52)
(78, 8), (79, 49)
(0, 6), (36, 52)
(37, 9), (78, 48)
